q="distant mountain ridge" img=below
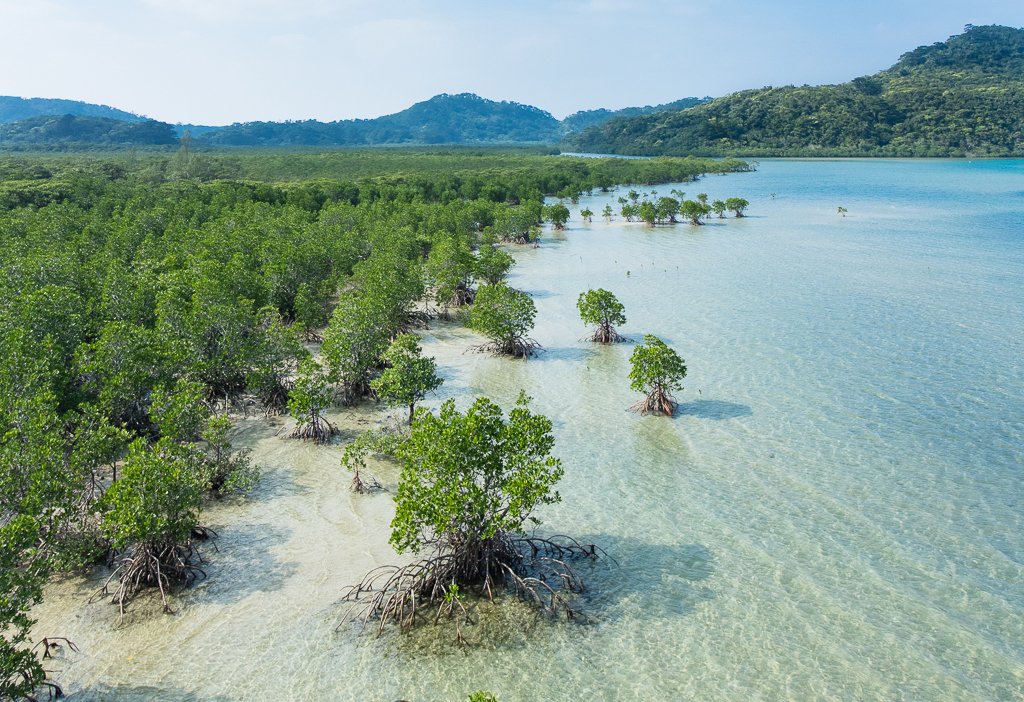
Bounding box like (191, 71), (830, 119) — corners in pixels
(0, 115), (177, 147)
(566, 24), (1024, 157)
(8, 25), (1023, 155)
(0, 92), (708, 148)
(0, 96), (144, 124)
(200, 93), (562, 146)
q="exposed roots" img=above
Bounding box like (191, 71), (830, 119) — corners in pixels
(470, 337), (543, 359)
(587, 323), (627, 344)
(350, 468), (385, 494)
(301, 328), (324, 343)
(397, 310), (432, 333)
(92, 538), (209, 621)
(339, 533), (603, 635)
(290, 412), (339, 444)
(629, 388), (678, 416)
(257, 378), (293, 416)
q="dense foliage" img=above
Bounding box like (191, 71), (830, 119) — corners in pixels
(342, 395), (598, 633)
(390, 396), (563, 555)
(0, 115), (178, 148)
(560, 97), (709, 135)
(0, 148), (743, 690)
(370, 334), (443, 424)
(470, 284), (539, 358)
(568, 25), (1024, 157)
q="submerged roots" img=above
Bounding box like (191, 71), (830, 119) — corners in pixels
(470, 337), (543, 359)
(93, 534), (212, 621)
(350, 468), (385, 494)
(339, 534), (603, 635)
(629, 388), (677, 416)
(587, 324), (627, 344)
(290, 413), (339, 444)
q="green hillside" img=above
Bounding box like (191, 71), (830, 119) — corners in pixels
(566, 25), (1024, 157)
(0, 96), (144, 124)
(0, 115), (178, 148)
(560, 97), (709, 136)
(201, 93), (562, 146)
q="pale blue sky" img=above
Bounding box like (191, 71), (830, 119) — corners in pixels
(2, 0), (1023, 125)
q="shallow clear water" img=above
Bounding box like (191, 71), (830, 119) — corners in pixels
(35, 159), (1024, 700)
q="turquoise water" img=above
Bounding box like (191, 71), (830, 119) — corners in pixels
(36, 159), (1024, 700)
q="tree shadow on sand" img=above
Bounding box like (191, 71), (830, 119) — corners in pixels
(574, 534), (716, 623)
(187, 522), (297, 606)
(676, 399), (752, 420)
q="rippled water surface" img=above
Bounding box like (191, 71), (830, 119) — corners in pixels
(35, 159), (1024, 700)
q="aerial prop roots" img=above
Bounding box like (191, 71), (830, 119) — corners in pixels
(629, 388), (677, 416)
(338, 533), (605, 636)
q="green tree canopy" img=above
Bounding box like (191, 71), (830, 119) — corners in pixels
(288, 357), (338, 443)
(629, 334), (687, 415)
(543, 203), (571, 230)
(725, 197), (749, 217)
(390, 395), (563, 554)
(577, 288), (627, 343)
(370, 333), (443, 424)
(470, 284), (539, 358)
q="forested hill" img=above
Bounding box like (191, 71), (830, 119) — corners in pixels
(0, 92), (712, 149)
(560, 97), (709, 135)
(0, 115), (178, 147)
(0, 96), (144, 124)
(566, 25), (1024, 157)
(200, 93), (562, 146)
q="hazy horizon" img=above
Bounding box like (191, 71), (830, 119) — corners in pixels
(2, 0), (1024, 126)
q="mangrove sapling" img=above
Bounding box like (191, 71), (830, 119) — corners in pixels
(628, 335), (687, 416)
(340, 424), (406, 493)
(370, 334), (442, 425)
(95, 438), (208, 618)
(469, 284), (541, 359)
(199, 414), (260, 496)
(340, 395), (601, 634)
(288, 358), (338, 444)
(680, 199), (711, 225)
(577, 288), (627, 343)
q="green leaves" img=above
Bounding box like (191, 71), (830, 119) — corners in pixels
(389, 395), (562, 555)
(577, 288), (626, 329)
(629, 334), (687, 396)
(543, 203), (571, 229)
(470, 284), (536, 353)
(370, 334), (442, 423)
(100, 438), (203, 550)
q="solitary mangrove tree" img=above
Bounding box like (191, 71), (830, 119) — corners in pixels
(341, 395), (598, 633)
(628, 334), (687, 415)
(577, 288), (627, 343)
